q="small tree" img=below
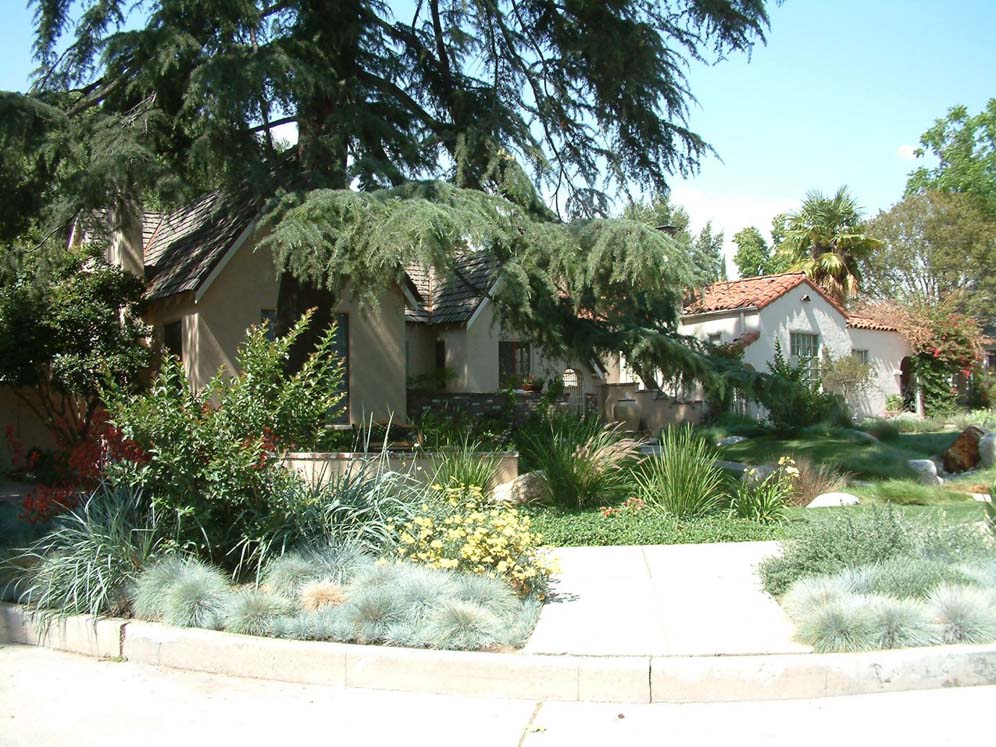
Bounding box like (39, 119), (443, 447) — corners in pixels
(820, 348), (874, 412)
(0, 242), (149, 446)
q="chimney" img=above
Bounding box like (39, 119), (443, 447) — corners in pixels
(107, 197), (145, 278)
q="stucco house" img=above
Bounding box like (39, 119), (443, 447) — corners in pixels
(678, 273), (912, 418)
(92, 194), (604, 427)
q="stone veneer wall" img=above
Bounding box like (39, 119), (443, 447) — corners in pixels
(407, 390), (600, 422)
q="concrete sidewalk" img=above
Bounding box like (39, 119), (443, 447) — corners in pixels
(526, 541), (809, 657)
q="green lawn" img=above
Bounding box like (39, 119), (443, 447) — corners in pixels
(716, 429), (958, 481)
(528, 501), (989, 548)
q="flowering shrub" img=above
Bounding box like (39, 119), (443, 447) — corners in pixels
(396, 483), (555, 595)
(731, 456), (797, 523)
(6, 412), (147, 524)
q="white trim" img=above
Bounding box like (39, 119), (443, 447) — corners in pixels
(194, 219), (257, 303)
(590, 358), (607, 381)
(681, 306), (758, 323)
(466, 277), (503, 329)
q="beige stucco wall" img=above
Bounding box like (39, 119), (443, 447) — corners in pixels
(143, 237), (407, 425)
(0, 387), (59, 458)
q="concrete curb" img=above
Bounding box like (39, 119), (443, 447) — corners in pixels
(5, 602), (996, 703)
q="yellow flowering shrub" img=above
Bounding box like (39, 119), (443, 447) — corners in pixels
(396, 483), (556, 595)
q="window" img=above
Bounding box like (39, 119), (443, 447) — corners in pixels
(987, 351), (996, 371)
(852, 349), (869, 365)
(163, 320), (183, 361)
(260, 309), (277, 341)
(708, 332), (723, 345)
(498, 341), (531, 387)
(790, 332), (820, 385)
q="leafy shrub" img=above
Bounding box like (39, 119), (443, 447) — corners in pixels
(860, 419), (900, 442)
(223, 589), (296, 636)
(759, 507), (913, 596)
(763, 341), (851, 432)
(634, 426), (725, 518)
(105, 312), (347, 576)
(159, 561), (233, 630)
(430, 437), (503, 493)
(396, 483), (554, 595)
(518, 413), (639, 509)
(795, 594), (875, 652)
(927, 585), (996, 644)
(9, 483), (173, 619)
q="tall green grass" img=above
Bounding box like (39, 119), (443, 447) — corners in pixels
(518, 413), (640, 509)
(634, 426), (726, 518)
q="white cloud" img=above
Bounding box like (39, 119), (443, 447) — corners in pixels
(669, 186), (798, 279)
(896, 144), (917, 161)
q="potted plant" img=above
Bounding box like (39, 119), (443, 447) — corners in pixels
(521, 375), (544, 393)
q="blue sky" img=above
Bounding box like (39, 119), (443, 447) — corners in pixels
(2, 1), (994, 273)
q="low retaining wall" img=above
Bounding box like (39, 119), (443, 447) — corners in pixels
(6, 602), (996, 704)
(282, 451), (519, 486)
(601, 384), (707, 433)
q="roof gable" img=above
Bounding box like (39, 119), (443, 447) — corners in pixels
(404, 252), (497, 325)
(684, 273), (848, 318)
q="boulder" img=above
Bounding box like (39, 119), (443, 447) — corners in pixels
(716, 435), (748, 447)
(490, 471), (547, 504)
(908, 459), (942, 486)
(942, 426), (986, 473)
(807, 492), (861, 508)
(979, 433), (996, 469)
(742, 464), (776, 487)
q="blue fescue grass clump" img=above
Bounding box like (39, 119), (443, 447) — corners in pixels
(223, 589), (296, 636)
(261, 542), (372, 595)
(865, 596), (941, 650)
(781, 575), (858, 622)
(927, 585), (996, 645)
(795, 594), (876, 653)
(848, 557), (979, 600)
(421, 599), (505, 650)
(159, 561), (233, 630)
(130, 555), (192, 620)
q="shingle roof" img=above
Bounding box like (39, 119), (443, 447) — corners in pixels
(142, 192), (257, 300)
(404, 252), (498, 325)
(684, 273), (850, 317)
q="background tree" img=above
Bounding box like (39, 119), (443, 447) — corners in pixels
(774, 187), (882, 304)
(624, 194), (724, 286)
(732, 226), (772, 277)
(8, 0), (771, 393)
(862, 190), (996, 317)
(906, 99), (996, 218)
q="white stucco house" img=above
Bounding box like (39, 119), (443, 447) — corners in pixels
(678, 273), (912, 418)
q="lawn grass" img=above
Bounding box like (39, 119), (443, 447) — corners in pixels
(850, 479), (974, 506)
(527, 500), (990, 549)
(715, 429), (958, 481)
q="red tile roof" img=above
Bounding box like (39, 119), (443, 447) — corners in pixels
(684, 273), (846, 316)
(847, 315), (900, 332)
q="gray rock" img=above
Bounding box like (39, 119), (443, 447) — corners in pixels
(490, 471), (547, 504)
(807, 492), (861, 508)
(979, 433), (996, 468)
(742, 464), (776, 487)
(908, 459), (943, 485)
(716, 435), (748, 447)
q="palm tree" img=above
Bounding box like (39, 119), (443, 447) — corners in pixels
(775, 187), (882, 304)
